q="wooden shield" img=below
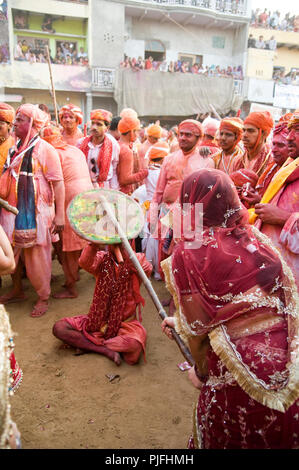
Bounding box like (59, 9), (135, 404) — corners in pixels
(67, 188), (145, 244)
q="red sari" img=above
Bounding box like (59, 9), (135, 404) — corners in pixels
(65, 244), (152, 365)
(162, 169), (299, 449)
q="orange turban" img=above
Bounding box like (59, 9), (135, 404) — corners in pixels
(288, 110), (299, 129)
(120, 108), (138, 119)
(40, 124), (66, 149)
(244, 111), (274, 137)
(147, 124), (162, 139)
(220, 117), (243, 143)
(90, 109), (112, 123)
(118, 116), (140, 134)
(59, 104), (83, 125)
(148, 141), (170, 161)
(16, 104), (49, 131)
(0, 103), (15, 124)
(178, 119), (203, 137)
(230, 169), (258, 189)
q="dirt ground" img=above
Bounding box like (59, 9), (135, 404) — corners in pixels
(3, 260), (198, 449)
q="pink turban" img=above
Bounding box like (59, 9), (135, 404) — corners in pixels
(16, 104), (49, 131)
(178, 119), (203, 137)
(59, 104), (83, 125)
(0, 103), (15, 124)
(202, 117), (220, 138)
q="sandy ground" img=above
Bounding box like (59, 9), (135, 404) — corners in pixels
(3, 260), (198, 449)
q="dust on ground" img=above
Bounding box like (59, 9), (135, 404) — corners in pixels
(3, 260), (197, 449)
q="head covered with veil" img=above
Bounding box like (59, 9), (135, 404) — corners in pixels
(172, 169), (285, 332)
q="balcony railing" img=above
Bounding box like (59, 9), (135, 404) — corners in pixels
(127, 0), (247, 16)
(234, 79), (243, 95)
(92, 67), (115, 91)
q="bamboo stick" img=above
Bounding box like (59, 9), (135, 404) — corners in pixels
(97, 192), (195, 367)
(0, 197), (19, 215)
(45, 45), (59, 126)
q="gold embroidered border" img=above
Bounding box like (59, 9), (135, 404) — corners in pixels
(209, 324), (299, 412)
(161, 256), (191, 345)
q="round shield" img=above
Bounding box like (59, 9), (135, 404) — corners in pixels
(67, 188), (145, 244)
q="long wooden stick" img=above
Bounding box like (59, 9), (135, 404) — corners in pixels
(0, 197), (18, 215)
(46, 45), (59, 126)
(209, 103), (221, 121)
(98, 193), (195, 367)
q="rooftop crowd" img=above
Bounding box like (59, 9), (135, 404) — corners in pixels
(251, 8), (299, 32)
(120, 56), (244, 79)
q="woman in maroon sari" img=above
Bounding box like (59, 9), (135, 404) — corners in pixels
(161, 168), (299, 449)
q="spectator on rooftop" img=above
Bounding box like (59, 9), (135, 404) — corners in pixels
(255, 35), (265, 49)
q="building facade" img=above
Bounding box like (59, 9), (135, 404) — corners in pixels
(1, 0), (253, 123)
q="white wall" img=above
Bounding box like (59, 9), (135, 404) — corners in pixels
(129, 17), (246, 67)
(124, 39), (145, 60)
(10, 0), (88, 18)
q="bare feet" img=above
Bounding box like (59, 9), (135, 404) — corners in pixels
(113, 352), (122, 366)
(0, 291), (27, 305)
(52, 287), (78, 299)
(30, 299), (49, 318)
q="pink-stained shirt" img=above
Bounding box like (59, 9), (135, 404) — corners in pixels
(57, 144), (93, 252)
(151, 147), (215, 208)
(0, 138), (63, 246)
(61, 128), (83, 147)
(255, 165), (299, 289)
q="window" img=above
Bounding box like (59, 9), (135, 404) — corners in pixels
(212, 36), (225, 49)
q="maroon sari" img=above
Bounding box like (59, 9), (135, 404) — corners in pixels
(162, 169), (299, 449)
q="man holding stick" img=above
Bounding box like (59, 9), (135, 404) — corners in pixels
(0, 104), (65, 317)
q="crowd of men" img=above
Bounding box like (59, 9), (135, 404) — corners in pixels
(0, 100), (298, 367)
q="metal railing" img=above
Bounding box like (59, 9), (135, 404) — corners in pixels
(127, 0), (247, 16)
(92, 67), (115, 90)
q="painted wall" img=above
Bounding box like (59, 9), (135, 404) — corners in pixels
(10, 0), (88, 19)
(129, 17), (246, 67)
(273, 48), (299, 74)
(13, 11), (88, 54)
(246, 48), (275, 80)
(89, 0), (125, 68)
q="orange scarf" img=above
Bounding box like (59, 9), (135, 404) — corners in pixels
(79, 135), (113, 186)
(0, 136), (14, 175)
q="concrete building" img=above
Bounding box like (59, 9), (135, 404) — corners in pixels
(1, 0), (252, 123)
(241, 24), (299, 119)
